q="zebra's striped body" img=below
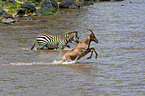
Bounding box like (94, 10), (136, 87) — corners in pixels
(31, 31), (79, 50)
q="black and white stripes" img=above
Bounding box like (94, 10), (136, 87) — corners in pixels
(30, 31), (79, 50)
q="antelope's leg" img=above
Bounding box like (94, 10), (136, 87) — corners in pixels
(87, 49), (93, 59)
(87, 48), (98, 59)
(75, 54), (82, 60)
(91, 48), (98, 59)
(94, 49), (98, 59)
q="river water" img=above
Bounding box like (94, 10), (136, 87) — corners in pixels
(0, 0), (145, 95)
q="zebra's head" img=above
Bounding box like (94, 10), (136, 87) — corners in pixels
(62, 31), (80, 44)
(67, 31), (79, 44)
(73, 32), (79, 43)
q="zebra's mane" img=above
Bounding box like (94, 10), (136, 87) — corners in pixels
(39, 33), (55, 37)
(60, 31), (78, 40)
(40, 31), (78, 37)
(62, 31), (78, 35)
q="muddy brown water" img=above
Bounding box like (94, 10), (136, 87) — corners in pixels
(0, 0), (145, 95)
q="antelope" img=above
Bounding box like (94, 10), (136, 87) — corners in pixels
(62, 29), (98, 62)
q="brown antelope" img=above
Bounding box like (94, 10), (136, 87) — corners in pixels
(62, 29), (98, 62)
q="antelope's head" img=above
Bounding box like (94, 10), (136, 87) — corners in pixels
(88, 29), (98, 43)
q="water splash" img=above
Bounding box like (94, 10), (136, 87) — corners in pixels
(10, 60), (77, 66)
(10, 62), (48, 66)
(21, 48), (32, 51)
(53, 60), (77, 65)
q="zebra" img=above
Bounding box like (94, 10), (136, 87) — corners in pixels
(30, 31), (79, 50)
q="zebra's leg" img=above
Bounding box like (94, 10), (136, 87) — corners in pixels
(37, 44), (47, 50)
(37, 47), (43, 50)
(65, 45), (70, 48)
(62, 45), (70, 49)
(30, 39), (36, 50)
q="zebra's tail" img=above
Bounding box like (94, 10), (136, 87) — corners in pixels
(30, 39), (36, 50)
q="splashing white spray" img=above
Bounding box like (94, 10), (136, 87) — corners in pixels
(10, 60), (77, 66)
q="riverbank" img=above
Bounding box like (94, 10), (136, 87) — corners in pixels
(0, 0), (91, 24)
(0, 0), (91, 17)
(0, 0), (124, 24)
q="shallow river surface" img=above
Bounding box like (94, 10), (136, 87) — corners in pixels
(0, 0), (145, 95)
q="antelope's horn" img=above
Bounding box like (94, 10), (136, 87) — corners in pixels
(87, 29), (94, 34)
